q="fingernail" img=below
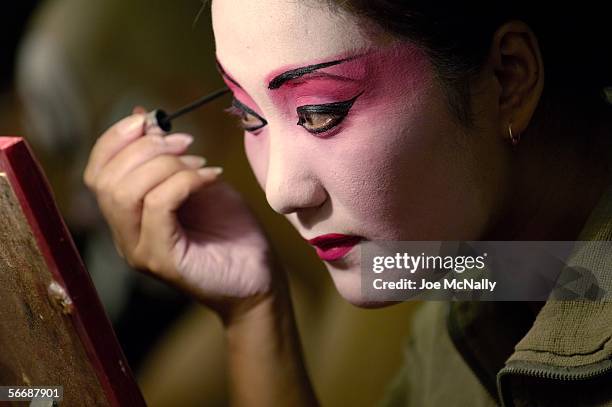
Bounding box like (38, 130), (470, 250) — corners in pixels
(164, 133), (194, 147)
(198, 167), (223, 177)
(179, 155), (207, 168)
(117, 114), (145, 135)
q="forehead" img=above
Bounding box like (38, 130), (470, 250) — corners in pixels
(212, 0), (380, 89)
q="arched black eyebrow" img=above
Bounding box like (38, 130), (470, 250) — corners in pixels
(216, 58), (242, 89)
(268, 58), (352, 90)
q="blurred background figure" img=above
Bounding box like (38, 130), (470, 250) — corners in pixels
(0, 1), (38, 136)
(11, 0), (418, 405)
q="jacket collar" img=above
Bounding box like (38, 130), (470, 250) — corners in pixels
(448, 179), (612, 405)
(497, 179), (612, 405)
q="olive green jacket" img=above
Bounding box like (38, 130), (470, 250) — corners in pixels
(379, 183), (612, 407)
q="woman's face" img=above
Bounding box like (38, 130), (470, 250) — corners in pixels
(212, 0), (508, 305)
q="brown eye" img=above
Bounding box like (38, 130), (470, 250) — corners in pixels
(296, 93), (362, 135)
(226, 98), (268, 132)
(298, 112), (342, 133)
(240, 110), (264, 129)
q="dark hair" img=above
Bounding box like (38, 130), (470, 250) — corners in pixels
(322, 2), (612, 128)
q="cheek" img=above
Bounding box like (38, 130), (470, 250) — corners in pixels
(320, 83), (489, 240)
(244, 132), (268, 189)
(316, 125), (413, 239)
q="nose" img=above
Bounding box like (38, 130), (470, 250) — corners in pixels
(264, 134), (327, 215)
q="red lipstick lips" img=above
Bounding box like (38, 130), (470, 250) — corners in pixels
(306, 234), (363, 262)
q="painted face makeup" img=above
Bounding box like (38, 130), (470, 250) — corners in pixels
(217, 61), (268, 133)
(218, 55), (367, 138)
(212, 0), (504, 306)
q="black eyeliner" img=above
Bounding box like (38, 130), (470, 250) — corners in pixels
(232, 98), (268, 131)
(296, 92), (363, 134)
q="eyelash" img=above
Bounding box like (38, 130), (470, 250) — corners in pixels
(225, 99), (268, 133)
(225, 92), (363, 136)
(296, 92), (362, 136)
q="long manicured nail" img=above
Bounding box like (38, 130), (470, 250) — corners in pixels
(179, 155), (207, 168)
(164, 133), (194, 147)
(117, 114), (145, 135)
(198, 167), (223, 177)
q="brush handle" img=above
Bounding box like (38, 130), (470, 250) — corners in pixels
(144, 87), (229, 133)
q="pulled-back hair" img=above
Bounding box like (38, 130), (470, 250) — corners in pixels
(321, 1), (611, 127)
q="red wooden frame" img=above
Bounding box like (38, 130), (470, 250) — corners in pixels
(0, 137), (145, 406)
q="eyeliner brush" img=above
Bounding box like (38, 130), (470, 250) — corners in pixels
(145, 87), (230, 132)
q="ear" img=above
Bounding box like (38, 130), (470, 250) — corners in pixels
(489, 21), (545, 140)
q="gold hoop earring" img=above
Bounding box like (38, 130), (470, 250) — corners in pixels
(509, 123), (520, 146)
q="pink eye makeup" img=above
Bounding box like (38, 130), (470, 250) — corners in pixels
(216, 43), (431, 138)
(216, 50), (390, 137)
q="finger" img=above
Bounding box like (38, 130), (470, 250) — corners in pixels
(96, 133), (194, 189)
(145, 124), (167, 137)
(84, 114), (146, 185)
(137, 167), (223, 265)
(132, 106), (147, 115)
(101, 155), (207, 254)
(124, 155), (208, 203)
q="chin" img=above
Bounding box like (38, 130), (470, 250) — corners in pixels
(326, 264), (396, 309)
